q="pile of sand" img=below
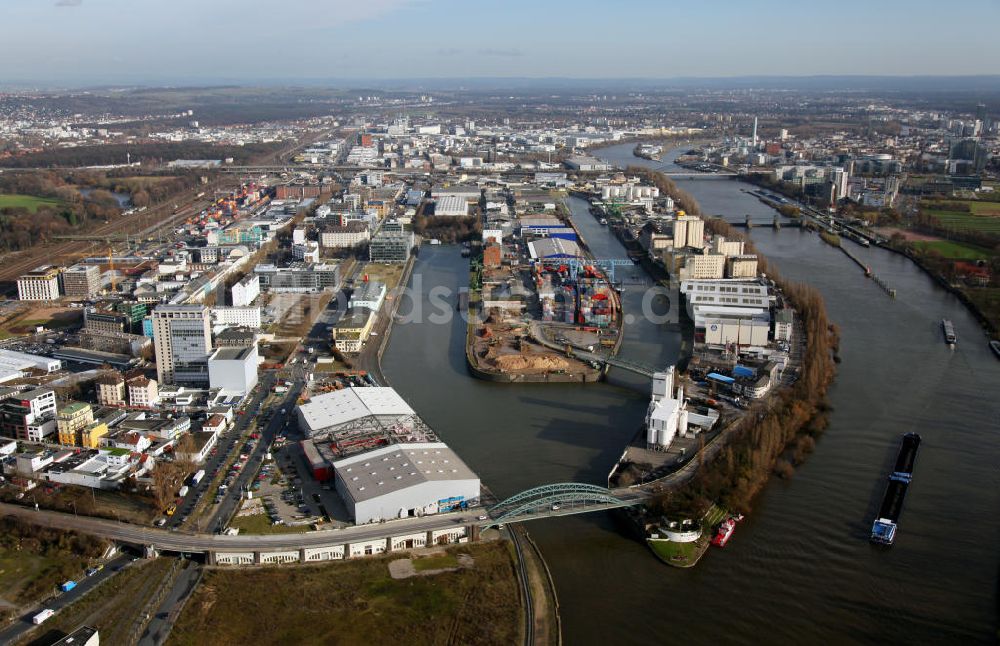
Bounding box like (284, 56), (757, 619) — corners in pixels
(493, 353), (568, 373)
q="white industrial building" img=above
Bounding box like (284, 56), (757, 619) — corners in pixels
(434, 194), (470, 217)
(333, 442), (480, 524)
(682, 279), (774, 348)
(645, 367), (718, 451)
(296, 387), (481, 524)
(348, 281), (386, 312)
(207, 346), (259, 395)
(0, 349), (62, 383)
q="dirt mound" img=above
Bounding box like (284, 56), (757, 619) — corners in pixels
(492, 353), (568, 373)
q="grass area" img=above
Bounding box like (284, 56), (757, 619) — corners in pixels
(26, 558), (177, 646)
(0, 308), (82, 337)
(911, 240), (993, 260)
(926, 210), (1000, 234)
(2, 484), (159, 525)
(0, 517), (105, 609)
(648, 538), (698, 562)
(0, 551), (83, 607)
(360, 262), (405, 290)
(412, 553), (459, 572)
(0, 194), (63, 213)
(228, 514), (312, 535)
(168, 541), (519, 646)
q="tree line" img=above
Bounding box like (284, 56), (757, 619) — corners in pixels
(649, 215), (840, 517)
(412, 215), (483, 244)
(0, 141), (281, 169)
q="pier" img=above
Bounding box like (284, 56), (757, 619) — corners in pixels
(838, 244), (897, 298)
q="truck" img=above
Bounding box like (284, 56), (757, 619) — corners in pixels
(33, 609), (55, 625)
(178, 485), (190, 498)
(191, 469), (206, 486)
(60, 580), (77, 593)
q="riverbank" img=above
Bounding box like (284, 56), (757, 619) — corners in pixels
(593, 156), (839, 541)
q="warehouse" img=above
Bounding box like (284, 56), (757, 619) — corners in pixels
(528, 238), (583, 260)
(296, 387), (481, 524)
(333, 442), (480, 524)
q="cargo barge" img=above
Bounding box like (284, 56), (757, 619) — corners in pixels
(941, 319), (956, 346)
(870, 432), (921, 545)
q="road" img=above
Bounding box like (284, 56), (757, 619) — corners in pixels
(0, 553), (132, 645)
(138, 561), (202, 646)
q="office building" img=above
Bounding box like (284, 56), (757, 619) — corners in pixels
(321, 221), (370, 248)
(369, 222), (414, 263)
(152, 305), (212, 385)
(230, 273), (261, 307)
(62, 264), (102, 299)
(208, 346), (259, 395)
(17, 266), (61, 301)
(0, 388), (57, 442)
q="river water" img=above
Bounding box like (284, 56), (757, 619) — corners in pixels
(382, 142), (1000, 644)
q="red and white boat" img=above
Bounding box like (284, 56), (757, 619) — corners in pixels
(712, 515), (743, 547)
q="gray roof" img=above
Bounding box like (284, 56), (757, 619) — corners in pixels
(333, 442), (479, 504)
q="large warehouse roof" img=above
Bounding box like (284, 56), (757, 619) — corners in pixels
(298, 387), (415, 432)
(333, 442), (479, 504)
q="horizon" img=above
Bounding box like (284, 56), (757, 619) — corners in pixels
(5, 0), (1000, 84)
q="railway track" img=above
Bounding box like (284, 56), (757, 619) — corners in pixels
(509, 527), (535, 646)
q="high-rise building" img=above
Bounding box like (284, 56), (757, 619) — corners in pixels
(152, 305), (212, 385)
(62, 264), (102, 300)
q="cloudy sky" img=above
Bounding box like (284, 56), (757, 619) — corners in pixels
(4, 0), (1000, 84)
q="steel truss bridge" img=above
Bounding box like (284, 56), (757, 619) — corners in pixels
(486, 483), (648, 524)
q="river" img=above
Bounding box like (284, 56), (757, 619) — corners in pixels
(382, 142), (1000, 644)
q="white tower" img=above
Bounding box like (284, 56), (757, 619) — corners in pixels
(752, 117), (758, 148)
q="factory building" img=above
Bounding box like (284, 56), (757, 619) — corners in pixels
(681, 279), (774, 348)
(645, 367), (719, 451)
(296, 387), (480, 524)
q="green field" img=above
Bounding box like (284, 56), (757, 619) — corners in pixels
(911, 240), (993, 260)
(924, 200), (1000, 234)
(228, 514), (312, 535)
(168, 541), (519, 646)
(0, 194), (63, 212)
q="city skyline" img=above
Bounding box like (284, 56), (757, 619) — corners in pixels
(4, 0), (1000, 84)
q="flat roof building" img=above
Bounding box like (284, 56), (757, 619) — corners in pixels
(17, 265), (61, 302)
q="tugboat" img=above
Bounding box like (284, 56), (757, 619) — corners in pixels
(711, 514), (744, 547)
(941, 319), (956, 346)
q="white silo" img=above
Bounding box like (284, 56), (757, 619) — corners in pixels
(678, 408), (689, 437)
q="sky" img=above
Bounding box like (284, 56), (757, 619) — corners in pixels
(3, 0), (1000, 84)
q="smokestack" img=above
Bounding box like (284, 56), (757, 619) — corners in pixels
(752, 117), (758, 148)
